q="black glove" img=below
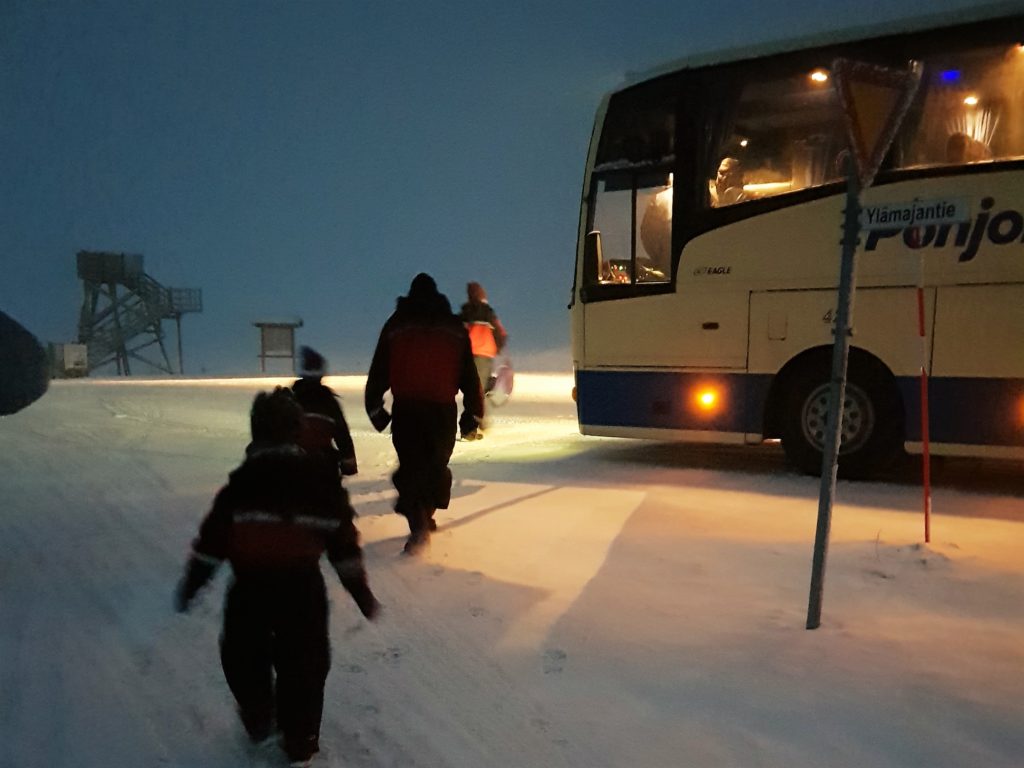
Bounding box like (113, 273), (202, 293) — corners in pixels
(343, 577), (381, 620)
(175, 557), (216, 613)
(368, 406), (391, 433)
(459, 410), (480, 439)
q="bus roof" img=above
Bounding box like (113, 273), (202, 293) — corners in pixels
(617, 1), (1023, 94)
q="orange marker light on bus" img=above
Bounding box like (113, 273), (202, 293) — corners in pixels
(810, 70), (829, 84)
(694, 387), (720, 413)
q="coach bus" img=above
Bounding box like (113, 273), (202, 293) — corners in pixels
(569, 5), (1024, 477)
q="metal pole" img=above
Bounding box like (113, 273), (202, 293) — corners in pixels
(109, 282), (130, 376)
(916, 253), (932, 542)
(807, 171), (862, 630)
(176, 314), (185, 375)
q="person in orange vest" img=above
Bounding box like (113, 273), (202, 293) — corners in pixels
(458, 282), (507, 437)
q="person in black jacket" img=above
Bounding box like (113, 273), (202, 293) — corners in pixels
(291, 346), (358, 477)
(365, 273), (484, 555)
(175, 387), (379, 766)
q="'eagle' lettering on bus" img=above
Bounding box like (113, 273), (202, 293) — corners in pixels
(864, 197), (1024, 262)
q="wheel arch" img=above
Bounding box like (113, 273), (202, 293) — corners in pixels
(762, 345), (906, 441)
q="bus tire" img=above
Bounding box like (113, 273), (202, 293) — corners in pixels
(780, 356), (902, 479)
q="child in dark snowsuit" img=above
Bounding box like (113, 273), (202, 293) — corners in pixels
(291, 346), (358, 477)
(175, 388), (379, 766)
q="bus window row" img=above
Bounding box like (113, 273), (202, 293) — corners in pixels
(587, 38), (1024, 288)
(711, 41), (1024, 208)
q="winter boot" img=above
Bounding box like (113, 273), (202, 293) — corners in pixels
(283, 734), (319, 766)
(239, 707), (273, 745)
(402, 529), (431, 556)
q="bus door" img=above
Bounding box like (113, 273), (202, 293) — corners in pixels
(582, 171), (748, 369)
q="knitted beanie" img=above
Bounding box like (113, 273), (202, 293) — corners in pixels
(298, 345), (327, 377)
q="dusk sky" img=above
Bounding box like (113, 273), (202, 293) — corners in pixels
(1, 0), (988, 375)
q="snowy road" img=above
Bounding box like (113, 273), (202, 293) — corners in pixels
(1, 376), (1022, 768)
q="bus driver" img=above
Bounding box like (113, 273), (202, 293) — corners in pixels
(713, 157), (749, 206)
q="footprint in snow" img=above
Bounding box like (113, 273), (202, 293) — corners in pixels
(373, 646), (403, 667)
(543, 648), (567, 674)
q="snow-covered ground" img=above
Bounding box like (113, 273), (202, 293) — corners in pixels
(1, 375), (1022, 768)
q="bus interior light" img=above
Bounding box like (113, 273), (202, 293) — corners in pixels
(964, 94), (979, 106)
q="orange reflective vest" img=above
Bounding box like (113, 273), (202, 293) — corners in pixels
(467, 322), (498, 358)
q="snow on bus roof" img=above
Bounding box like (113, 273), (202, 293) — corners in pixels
(616, 1), (1022, 94)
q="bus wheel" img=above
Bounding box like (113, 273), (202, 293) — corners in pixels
(781, 359), (901, 479)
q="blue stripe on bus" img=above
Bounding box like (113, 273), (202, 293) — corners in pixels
(577, 369), (1024, 447)
(575, 370), (773, 434)
(898, 376), (1024, 446)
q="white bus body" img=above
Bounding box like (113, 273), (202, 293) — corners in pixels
(570, 5), (1024, 476)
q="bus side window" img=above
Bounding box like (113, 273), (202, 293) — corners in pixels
(896, 43), (1024, 169)
(588, 172), (672, 289)
(705, 66), (845, 207)
(590, 176), (634, 285)
(583, 231), (603, 286)
(637, 176), (672, 283)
